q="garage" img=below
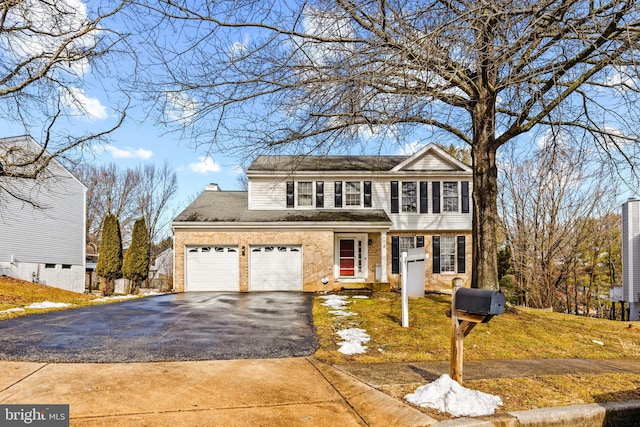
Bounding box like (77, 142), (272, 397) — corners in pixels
(185, 246), (239, 291)
(250, 245), (302, 291)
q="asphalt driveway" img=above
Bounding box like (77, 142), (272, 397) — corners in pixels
(0, 292), (318, 363)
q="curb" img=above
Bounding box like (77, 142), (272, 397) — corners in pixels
(432, 399), (640, 427)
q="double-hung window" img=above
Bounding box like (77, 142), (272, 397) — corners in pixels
(402, 182), (417, 212)
(345, 181), (361, 206)
(443, 182), (458, 212)
(440, 236), (456, 272)
(297, 182), (313, 207)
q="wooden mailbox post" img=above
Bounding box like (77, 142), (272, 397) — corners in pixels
(450, 285), (505, 384)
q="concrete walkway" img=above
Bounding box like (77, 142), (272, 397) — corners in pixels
(0, 357), (435, 426)
(2, 358), (639, 426)
(336, 358), (640, 387)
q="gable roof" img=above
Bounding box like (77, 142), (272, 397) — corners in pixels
(173, 191), (391, 225)
(0, 135), (86, 188)
(391, 143), (472, 173)
(248, 155), (406, 172)
(247, 143), (471, 174)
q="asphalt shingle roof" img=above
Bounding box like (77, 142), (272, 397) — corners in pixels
(247, 155), (407, 172)
(173, 191), (392, 224)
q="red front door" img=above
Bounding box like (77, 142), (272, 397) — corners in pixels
(339, 240), (355, 276)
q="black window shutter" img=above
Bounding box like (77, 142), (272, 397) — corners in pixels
(461, 181), (469, 213)
(432, 236), (441, 274)
(391, 236), (400, 274)
(457, 236), (466, 273)
(316, 181), (324, 208)
(334, 181), (342, 207)
(390, 181), (399, 213)
(419, 181), (428, 213)
(416, 236), (424, 248)
(432, 182), (441, 213)
(286, 181), (294, 208)
(364, 181), (372, 207)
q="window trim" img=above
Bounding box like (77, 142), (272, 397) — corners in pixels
(443, 181), (459, 213)
(297, 181), (313, 207)
(344, 181), (362, 207)
(401, 181), (417, 213)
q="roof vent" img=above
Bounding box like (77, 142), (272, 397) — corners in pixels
(206, 183), (221, 191)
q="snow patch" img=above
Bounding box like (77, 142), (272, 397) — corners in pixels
(93, 294), (140, 302)
(0, 308), (26, 314)
(328, 309), (356, 317)
(405, 374), (503, 417)
(25, 301), (72, 309)
(336, 327), (370, 355)
(319, 294), (350, 309)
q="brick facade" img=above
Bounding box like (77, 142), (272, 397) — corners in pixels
(174, 228), (471, 293)
(174, 229), (335, 292)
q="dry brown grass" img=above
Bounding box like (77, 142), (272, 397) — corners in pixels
(314, 291), (640, 415)
(313, 292), (640, 364)
(0, 276), (128, 320)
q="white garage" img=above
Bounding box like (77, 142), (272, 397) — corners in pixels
(249, 245), (302, 291)
(185, 246), (239, 291)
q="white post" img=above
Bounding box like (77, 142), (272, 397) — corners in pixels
(401, 251), (409, 327)
(380, 231), (388, 282)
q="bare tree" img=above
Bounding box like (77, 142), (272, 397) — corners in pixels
(135, 0), (640, 289)
(499, 138), (619, 310)
(74, 162), (177, 251)
(0, 0), (132, 207)
(74, 163), (140, 250)
(136, 161), (178, 244)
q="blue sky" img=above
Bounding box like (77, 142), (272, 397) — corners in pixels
(2, 0), (637, 218)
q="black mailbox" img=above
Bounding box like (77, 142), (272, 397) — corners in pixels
(454, 288), (505, 317)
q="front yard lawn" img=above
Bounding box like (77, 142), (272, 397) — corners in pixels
(313, 291), (640, 416)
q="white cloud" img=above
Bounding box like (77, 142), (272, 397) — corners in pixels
(398, 141), (424, 155)
(229, 34), (250, 60)
(166, 92), (198, 124)
(188, 156), (221, 174)
(98, 144), (153, 160)
(4, 0), (96, 77)
(61, 87), (108, 120)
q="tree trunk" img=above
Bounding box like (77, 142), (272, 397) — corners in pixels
(471, 109), (499, 290)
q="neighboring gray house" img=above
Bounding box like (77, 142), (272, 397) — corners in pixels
(148, 248), (173, 290)
(621, 198), (640, 321)
(0, 135), (86, 293)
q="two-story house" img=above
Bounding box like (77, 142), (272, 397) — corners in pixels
(0, 135), (86, 293)
(172, 143), (472, 293)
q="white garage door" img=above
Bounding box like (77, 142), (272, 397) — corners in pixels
(250, 246), (302, 291)
(186, 246), (239, 291)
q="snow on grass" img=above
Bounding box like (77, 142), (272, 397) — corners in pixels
(92, 294), (140, 302)
(319, 294), (350, 309)
(328, 309), (356, 317)
(405, 374), (503, 417)
(320, 294), (372, 355)
(0, 307), (26, 314)
(25, 301), (73, 309)
(336, 327), (370, 355)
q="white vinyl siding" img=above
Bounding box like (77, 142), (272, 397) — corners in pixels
(0, 163), (85, 266)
